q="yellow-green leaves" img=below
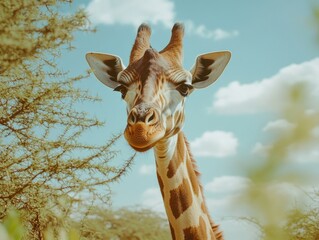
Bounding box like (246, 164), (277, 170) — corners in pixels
(240, 83), (319, 240)
(1, 210), (25, 240)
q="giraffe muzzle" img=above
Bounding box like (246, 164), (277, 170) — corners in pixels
(124, 106), (164, 152)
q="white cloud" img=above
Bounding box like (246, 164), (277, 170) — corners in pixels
(190, 131), (238, 157)
(252, 140), (319, 163)
(251, 142), (270, 156)
(267, 182), (306, 202)
(86, 0), (174, 28)
(288, 142), (319, 163)
(141, 187), (164, 212)
(262, 119), (295, 133)
(253, 116), (319, 163)
(212, 58), (319, 114)
(139, 164), (155, 175)
(86, 0), (239, 40)
(205, 176), (251, 194)
(220, 219), (261, 240)
(185, 20), (239, 40)
(204, 176), (310, 221)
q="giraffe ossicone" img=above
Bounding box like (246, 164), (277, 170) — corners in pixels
(86, 23), (231, 240)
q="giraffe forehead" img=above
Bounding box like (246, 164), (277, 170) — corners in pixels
(119, 53), (191, 87)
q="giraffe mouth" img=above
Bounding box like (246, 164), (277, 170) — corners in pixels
(129, 143), (156, 152)
(124, 122), (165, 152)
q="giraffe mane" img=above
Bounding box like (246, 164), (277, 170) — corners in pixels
(183, 133), (224, 240)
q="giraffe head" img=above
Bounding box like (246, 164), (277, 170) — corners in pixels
(86, 23), (231, 152)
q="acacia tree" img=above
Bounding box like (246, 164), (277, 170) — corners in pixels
(285, 193), (319, 240)
(0, 0), (133, 238)
(73, 207), (171, 240)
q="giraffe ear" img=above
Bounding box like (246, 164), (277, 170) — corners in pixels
(86, 52), (125, 89)
(190, 51), (231, 89)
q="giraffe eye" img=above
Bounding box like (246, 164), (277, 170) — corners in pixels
(113, 85), (128, 99)
(176, 84), (193, 97)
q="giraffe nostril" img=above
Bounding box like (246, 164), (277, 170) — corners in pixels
(145, 110), (156, 125)
(128, 110), (137, 124)
(131, 114), (136, 124)
(148, 112), (155, 122)
(129, 106), (157, 125)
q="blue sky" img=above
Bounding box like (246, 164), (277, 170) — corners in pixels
(61, 0), (319, 239)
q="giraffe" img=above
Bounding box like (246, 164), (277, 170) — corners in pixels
(86, 23), (231, 240)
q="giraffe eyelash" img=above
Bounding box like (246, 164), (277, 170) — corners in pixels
(176, 83), (194, 97)
(113, 85), (128, 99)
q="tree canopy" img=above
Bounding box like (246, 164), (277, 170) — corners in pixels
(0, 0), (133, 238)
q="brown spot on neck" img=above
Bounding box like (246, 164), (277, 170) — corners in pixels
(169, 178), (193, 219)
(183, 216), (210, 240)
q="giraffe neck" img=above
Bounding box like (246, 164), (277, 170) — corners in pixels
(154, 132), (223, 240)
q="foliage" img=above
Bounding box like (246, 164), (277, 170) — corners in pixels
(0, 209), (80, 240)
(0, 0), (133, 238)
(285, 192), (319, 240)
(235, 6), (319, 240)
(239, 84), (319, 240)
(74, 206), (171, 240)
(1, 210), (25, 240)
(0, 207), (170, 240)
